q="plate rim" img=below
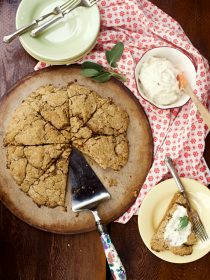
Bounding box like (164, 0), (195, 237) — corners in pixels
(138, 177), (210, 263)
(16, 0), (100, 62)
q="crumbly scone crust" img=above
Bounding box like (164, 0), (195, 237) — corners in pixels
(6, 144), (68, 193)
(4, 102), (67, 145)
(151, 192), (197, 256)
(25, 85), (71, 141)
(4, 83), (129, 208)
(28, 148), (71, 208)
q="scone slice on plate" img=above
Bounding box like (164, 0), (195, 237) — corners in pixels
(4, 102), (67, 145)
(7, 144), (68, 192)
(28, 147), (71, 208)
(25, 85), (71, 142)
(151, 192), (197, 256)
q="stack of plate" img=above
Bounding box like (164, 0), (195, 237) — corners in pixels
(16, 0), (100, 65)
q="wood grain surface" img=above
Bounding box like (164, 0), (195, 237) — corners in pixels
(0, 0), (210, 280)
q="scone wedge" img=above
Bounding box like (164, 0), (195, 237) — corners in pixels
(7, 144), (68, 192)
(28, 147), (71, 208)
(4, 102), (67, 145)
(151, 192), (197, 256)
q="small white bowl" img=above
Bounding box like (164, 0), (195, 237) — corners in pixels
(135, 47), (196, 109)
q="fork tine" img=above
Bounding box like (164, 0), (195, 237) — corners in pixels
(194, 215), (209, 239)
(194, 226), (206, 242)
(60, 0), (75, 9)
(61, 0), (79, 12)
(86, 0), (98, 6)
(194, 224), (206, 242)
(193, 219), (208, 241)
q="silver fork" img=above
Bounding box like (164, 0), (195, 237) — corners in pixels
(31, 0), (99, 37)
(165, 156), (209, 242)
(3, 0), (75, 43)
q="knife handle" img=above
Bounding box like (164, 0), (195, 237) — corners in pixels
(3, 20), (37, 43)
(91, 210), (127, 280)
(30, 13), (64, 37)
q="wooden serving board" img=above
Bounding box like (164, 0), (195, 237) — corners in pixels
(0, 65), (153, 234)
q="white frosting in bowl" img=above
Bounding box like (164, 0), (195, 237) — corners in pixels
(138, 57), (182, 106)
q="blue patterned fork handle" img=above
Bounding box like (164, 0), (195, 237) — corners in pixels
(91, 210), (127, 280)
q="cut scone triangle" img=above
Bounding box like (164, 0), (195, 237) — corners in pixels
(28, 147), (71, 208)
(4, 102), (67, 145)
(151, 192), (197, 256)
(7, 144), (68, 192)
(87, 100), (129, 136)
(67, 84), (107, 124)
(75, 135), (129, 171)
(25, 85), (71, 142)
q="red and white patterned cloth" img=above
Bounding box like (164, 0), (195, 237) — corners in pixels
(35, 0), (210, 224)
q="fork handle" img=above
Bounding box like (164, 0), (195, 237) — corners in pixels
(165, 157), (184, 192)
(91, 210), (127, 280)
(3, 10), (58, 43)
(165, 157), (191, 207)
(3, 20), (37, 43)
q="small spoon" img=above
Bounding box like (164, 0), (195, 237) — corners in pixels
(178, 73), (210, 129)
(185, 84), (210, 130)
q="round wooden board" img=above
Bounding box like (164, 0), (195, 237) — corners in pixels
(0, 65), (153, 234)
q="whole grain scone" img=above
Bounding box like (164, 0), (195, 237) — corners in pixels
(25, 85), (71, 141)
(5, 82), (130, 209)
(151, 192), (197, 256)
(7, 144), (67, 192)
(4, 102), (67, 145)
(77, 135), (129, 170)
(28, 148), (71, 208)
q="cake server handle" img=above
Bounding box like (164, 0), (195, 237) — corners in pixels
(91, 210), (127, 280)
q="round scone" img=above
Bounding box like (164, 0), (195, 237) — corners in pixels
(0, 65), (153, 234)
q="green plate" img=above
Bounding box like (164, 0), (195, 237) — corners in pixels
(16, 0), (100, 64)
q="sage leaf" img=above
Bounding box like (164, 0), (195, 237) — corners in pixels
(179, 216), (189, 229)
(81, 68), (101, 77)
(82, 61), (104, 72)
(111, 71), (127, 82)
(106, 42), (124, 68)
(93, 72), (112, 83)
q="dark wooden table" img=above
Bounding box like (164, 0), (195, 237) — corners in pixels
(0, 1), (210, 279)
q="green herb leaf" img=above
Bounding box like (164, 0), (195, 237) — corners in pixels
(93, 72), (112, 83)
(82, 61), (104, 72)
(81, 68), (101, 77)
(179, 216), (189, 229)
(106, 42), (124, 68)
(111, 71), (127, 82)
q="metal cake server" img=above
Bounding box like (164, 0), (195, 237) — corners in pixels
(69, 148), (126, 280)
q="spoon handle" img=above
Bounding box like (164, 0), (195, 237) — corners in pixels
(185, 85), (210, 130)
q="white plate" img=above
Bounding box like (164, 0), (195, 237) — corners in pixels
(138, 178), (210, 263)
(16, 0), (100, 64)
(135, 47), (196, 109)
